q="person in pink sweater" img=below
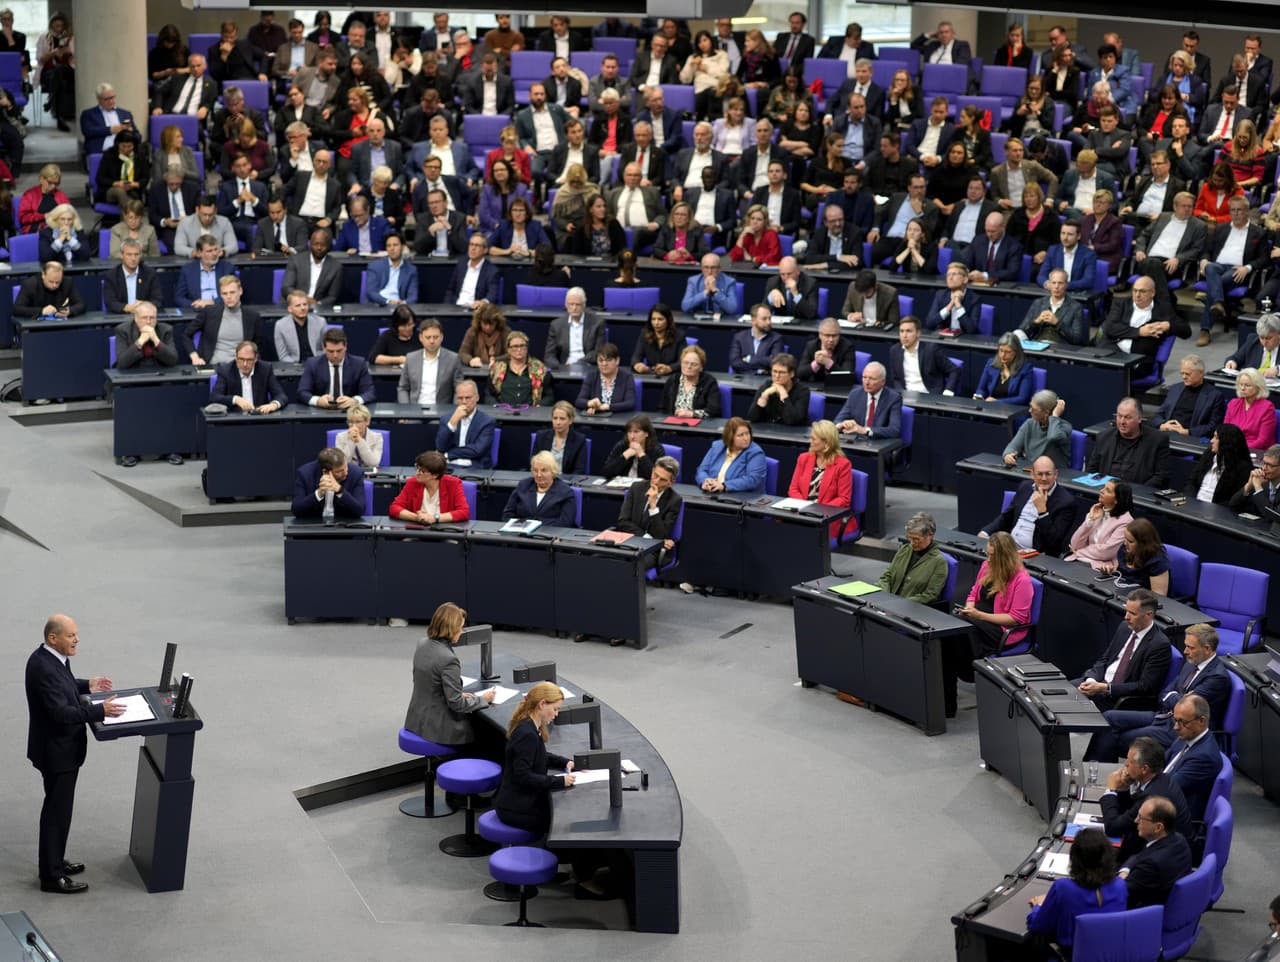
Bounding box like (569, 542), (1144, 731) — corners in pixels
(1224, 368), (1276, 451)
(1066, 480), (1135, 569)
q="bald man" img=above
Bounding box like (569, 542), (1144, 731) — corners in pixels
(763, 256), (820, 319)
(26, 614), (124, 893)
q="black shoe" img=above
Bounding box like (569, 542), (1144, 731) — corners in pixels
(55, 120), (69, 132)
(121, 455), (139, 467)
(61, 860), (85, 875)
(167, 453), (185, 465)
(572, 632), (589, 643)
(40, 876), (87, 894)
(609, 637), (626, 647)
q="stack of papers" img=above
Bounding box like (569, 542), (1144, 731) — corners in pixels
(501, 518), (541, 534)
(94, 693), (155, 725)
(771, 497), (815, 511)
(1039, 852), (1071, 876)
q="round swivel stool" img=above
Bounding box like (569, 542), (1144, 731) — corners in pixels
(434, 758), (502, 857)
(478, 810), (540, 901)
(396, 729), (458, 818)
(488, 846), (559, 926)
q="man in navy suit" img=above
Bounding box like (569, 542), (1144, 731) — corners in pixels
(334, 194), (389, 254)
(836, 362), (902, 438)
(1224, 314), (1280, 376)
(102, 238), (163, 314)
(1075, 590), (1173, 713)
(1151, 356), (1226, 439)
(217, 153), (270, 248)
(729, 303), (785, 374)
(175, 236), (237, 309)
(298, 327), (374, 409)
(1087, 623), (1231, 761)
(889, 315), (958, 395)
(26, 614), (125, 893)
(148, 169), (201, 253)
(634, 88), (684, 155)
(925, 262), (983, 334)
(210, 340), (285, 412)
(79, 83), (135, 156)
(444, 234), (499, 308)
(818, 23), (876, 62)
(911, 21), (973, 66)
(1121, 796), (1193, 908)
(962, 212), (1025, 284)
(979, 456), (1077, 556)
(1100, 736), (1193, 860)
(436, 379), (496, 467)
(1037, 220), (1098, 291)
(1197, 196), (1269, 344)
(1163, 693), (1224, 822)
(363, 233), (418, 305)
(291, 447), (366, 518)
(774, 12), (815, 62)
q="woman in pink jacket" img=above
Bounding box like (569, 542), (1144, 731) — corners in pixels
(1065, 480), (1134, 569)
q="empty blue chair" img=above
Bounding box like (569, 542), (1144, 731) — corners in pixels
(1029, 366), (1046, 395)
(509, 50), (552, 81)
(922, 63), (969, 99)
(647, 501), (685, 581)
(807, 391), (825, 422)
(434, 758), (502, 857)
(489, 427), (502, 470)
(898, 294), (914, 317)
(718, 382), (732, 416)
(463, 114), (509, 155)
(1070, 430), (1087, 470)
(149, 114), (199, 149)
(1164, 544), (1200, 601)
(9, 232), (39, 264)
(231, 79), (271, 115)
(593, 36), (637, 63)
(1000, 489), (1015, 512)
(935, 245), (952, 273)
(325, 428), (391, 468)
(817, 288), (828, 316)
(571, 51), (606, 78)
(515, 284), (569, 309)
(396, 728), (457, 818)
(1130, 334), (1178, 392)
(570, 486), (583, 526)
(939, 551), (959, 605)
(488, 846), (559, 926)
(1161, 853), (1215, 959)
(271, 268), (285, 304)
(1071, 905), (1164, 962)
(802, 58), (849, 110)
(996, 577), (1044, 656)
(477, 810), (540, 901)
(778, 234), (793, 257)
(1194, 564), (1268, 655)
(1204, 756), (1233, 824)
(661, 443), (683, 482)
(363, 479), (373, 510)
(0, 52), (26, 107)
(602, 286), (660, 312)
(877, 48), (920, 76)
(461, 480), (477, 519)
(1201, 796), (1232, 907)
(657, 84), (694, 116)
(832, 468), (869, 549)
(977, 304), (994, 336)
(1219, 677), (1246, 761)
(764, 456), (779, 495)
(981, 65), (1030, 113)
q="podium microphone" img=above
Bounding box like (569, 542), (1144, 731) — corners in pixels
(27, 932), (55, 962)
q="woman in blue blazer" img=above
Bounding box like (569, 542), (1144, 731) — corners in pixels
(973, 333), (1035, 406)
(487, 198), (548, 256)
(695, 417), (768, 494)
(575, 343), (637, 413)
(532, 401), (589, 475)
(477, 159), (534, 234)
(502, 450), (578, 527)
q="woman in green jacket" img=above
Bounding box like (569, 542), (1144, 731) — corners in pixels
(877, 512), (949, 605)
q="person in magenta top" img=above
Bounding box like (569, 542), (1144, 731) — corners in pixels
(1225, 368), (1277, 451)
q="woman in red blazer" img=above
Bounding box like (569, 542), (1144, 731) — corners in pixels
(787, 419), (856, 541)
(389, 450), (470, 524)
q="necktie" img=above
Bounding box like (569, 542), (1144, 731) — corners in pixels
(623, 188), (634, 227)
(1113, 632), (1139, 685)
(170, 190), (181, 220)
(275, 221), (284, 249)
(1180, 663), (1201, 694)
(1262, 348), (1273, 370)
(987, 243), (996, 274)
(1165, 743), (1189, 773)
(866, 394), (876, 429)
(177, 77), (197, 114)
(1220, 110), (1232, 138)
(330, 363), (341, 397)
(637, 148), (646, 174)
(240, 180), (251, 218)
(785, 34), (797, 60)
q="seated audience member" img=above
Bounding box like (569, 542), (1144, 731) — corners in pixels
(149, 167), (200, 253)
(1225, 368), (1276, 451)
(298, 327), (374, 409)
(1003, 391), (1071, 467)
(103, 238), (163, 315)
(110, 199), (161, 259)
(396, 319), (460, 405)
(503, 451), (578, 527)
(979, 456), (1076, 556)
(274, 290), (327, 362)
(1188, 425), (1253, 505)
(1082, 189), (1124, 273)
(799, 318), (855, 383)
(1036, 220), (1098, 291)
(175, 195), (238, 258)
(603, 415), (662, 481)
(652, 202), (708, 265)
(390, 451), (470, 525)
(39, 204), (92, 264)
(18, 164), (70, 235)
(93, 119), (149, 207)
(14, 261), (85, 318)
(661, 345), (723, 419)
(747, 354), (810, 426)
(763, 257), (819, 319)
(114, 301), (178, 370)
(1007, 183), (1061, 267)
(1026, 829), (1128, 951)
(1129, 190), (1204, 299)
(1087, 397), (1171, 488)
(1096, 517), (1170, 594)
(614, 456), (683, 572)
(729, 204), (782, 267)
(951, 533), (1033, 714)
(804, 202), (864, 270)
(1100, 277), (1188, 376)
(569, 192), (625, 258)
(576, 343), (636, 414)
(973, 334), (1035, 406)
(1196, 194), (1266, 345)
(887, 218), (938, 276)
(1019, 269), (1088, 345)
(545, 288), (605, 370)
(436, 380), (495, 467)
(403, 602), (492, 747)
(458, 305), (510, 370)
(961, 211), (1023, 285)
(730, 303), (785, 374)
(631, 304), (686, 375)
(281, 229), (342, 308)
(183, 275), (261, 364)
(924, 262), (982, 334)
(334, 194), (388, 255)
(291, 446), (366, 518)
(1228, 443), (1280, 514)
(841, 271), (900, 329)
(1158, 693), (1225, 823)
(1099, 737), (1193, 860)
(836, 362), (902, 438)
(363, 232), (417, 305)
(210, 339), (285, 413)
(217, 152), (269, 248)
(1152, 355), (1225, 438)
(334, 404), (383, 470)
(1119, 796), (1193, 909)
(681, 253), (740, 316)
(489, 331), (550, 407)
(1224, 314), (1280, 377)
(487, 197), (546, 257)
(444, 235), (501, 310)
(414, 188), (469, 259)
(1056, 150), (1115, 221)
(176, 234), (236, 310)
(788, 419), (858, 541)
(696, 417), (767, 495)
(1075, 589), (1172, 712)
(878, 512), (948, 605)
(1087, 623), (1230, 762)
(1066, 480), (1134, 570)
(890, 315), (957, 395)
(533, 401), (588, 475)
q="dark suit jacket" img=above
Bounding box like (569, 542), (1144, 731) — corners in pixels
(252, 214), (309, 255)
(13, 277), (86, 318)
(762, 272), (819, 319)
(904, 119), (956, 160)
(502, 477), (576, 526)
(281, 252), (343, 307)
(746, 184), (801, 236)
(184, 304), (264, 361)
(216, 176), (269, 223)
(545, 312), (606, 368)
(1037, 244), (1098, 290)
(834, 387), (903, 438)
(818, 38), (876, 61)
(575, 367), (636, 411)
(874, 192), (939, 238)
(298, 353), (374, 404)
(461, 73), (516, 116)
(38, 228), (93, 265)
(804, 222), (865, 266)
(839, 281), (900, 328)
(284, 172), (343, 225)
(80, 105), (136, 156)
(961, 233), (1025, 282)
(746, 380), (811, 426)
(737, 144), (791, 194)
(492, 718), (569, 834)
(1128, 175), (1190, 217)
(1101, 772), (1193, 861)
(175, 259), (236, 308)
(983, 481), (1077, 556)
(415, 210), (470, 257)
(924, 288), (982, 334)
(210, 359), (286, 407)
(1123, 833), (1192, 908)
(1165, 732), (1223, 822)
(542, 73), (585, 114)
(1101, 299), (1191, 360)
(102, 264), (163, 314)
(1019, 295), (1089, 346)
(1205, 222), (1269, 271)
(26, 646), (104, 774)
(436, 409), (497, 466)
(114, 319), (180, 369)
(536, 32), (588, 54)
(940, 199), (999, 248)
(1227, 333), (1276, 371)
(1198, 102), (1254, 141)
(682, 185), (738, 236)
(1151, 383), (1226, 439)
(94, 145), (150, 203)
(1160, 656), (1233, 731)
(672, 147), (728, 190)
(616, 482), (682, 539)
(618, 141), (666, 187)
(1134, 212), (1207, 263)
(1087, 423), (1171, 488)
(634, 106), (684, 152)
(348, 139), (406, 188)
(628, 51), (679, 89)
(911, 35), (973, 66)
(729, 329), (785, 374)
(443, 258), (500, 305)
(773, 31), (815, 61)
(532, 428), (588, 475)
(548, 141), (601, 185)
(291, 460), (366, 518)
(207, 38), (264, 82)
(798, 336), (855, 382)
(888, 342), (959, 395)
(1083, 623), (1173, 711)
(147, 180), (200, 232)
(334, 215), (391, 253)
(154, 74), (219, 115)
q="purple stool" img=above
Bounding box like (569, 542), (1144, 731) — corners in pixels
(434, 758), (502, 857)
(478, 810), (541, 901)
(397, 728), (457, 818)
(489, 846), (559, 926)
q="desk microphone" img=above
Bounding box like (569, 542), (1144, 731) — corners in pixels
(27, 932), (54, 962)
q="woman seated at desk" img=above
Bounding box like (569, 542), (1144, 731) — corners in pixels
(502, 451), (577, 527)
(489, 331), (551, 406)
(458, 304), (510, 370)
(404, 602), (494, 746)
(532, 401), (588, 475)
(39, 203), (92, 264)
(973, 334), (1035, 406)
(747, 353), (811, 426)
(788, 419), (857, 541)
(575, 343), (637, 414)
(602, 414), (661, 480)
(660, 345), (723, 419)
(952, 532), (1033, 716)
(368, 305), (419, 367)
(631, 304), (687, 375)
(335, 404), (383, 471)
(1187, 424), (1252, 505)
(877, 511), (947, 605)
(696, 417), (767, 495)
(1098, 517), (1170, 595)
(493, 681), (574, 835)
(1066, 480), (1134, 570)
(1025, 828), (1127, 953)
(390, 451), (470, 525)
(1225, 368), (1276, 452)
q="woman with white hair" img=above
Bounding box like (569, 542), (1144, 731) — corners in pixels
(38, 202), (90, 264)
(501, 451), (578, 527)
(1225, 368), (1276, 451)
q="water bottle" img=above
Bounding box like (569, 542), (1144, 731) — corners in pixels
(322, 491), (336, 523)
(1261, 297), (1273, 315)
(1087, 761), (1098, 786)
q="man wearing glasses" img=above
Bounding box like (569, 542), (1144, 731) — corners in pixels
(1230, 443), (1280, 515)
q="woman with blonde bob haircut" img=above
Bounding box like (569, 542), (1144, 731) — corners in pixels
(788, 420), (858, 541)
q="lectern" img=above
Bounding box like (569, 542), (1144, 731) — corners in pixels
(90, 686), (203, 892)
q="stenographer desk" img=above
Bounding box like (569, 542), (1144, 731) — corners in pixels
(955, 451), (1280, 627)
(792, 576), (973, 734)
(283, 517), (661, 645)
(1223, 650), (1280, 804)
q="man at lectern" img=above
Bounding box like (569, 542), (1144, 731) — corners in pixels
(25, 614), (125, 893)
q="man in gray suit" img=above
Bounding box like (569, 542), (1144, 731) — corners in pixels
(1129, 191), (1206, 310)
(293, 49), (341, 116)
(273, 290), (328, 362)
(403, 603), (494, 760)
(840, 270), (901, 330)
(397, 319), (463, 404)
(545, 287), (605, 369)
(989, 138), (1060, 209)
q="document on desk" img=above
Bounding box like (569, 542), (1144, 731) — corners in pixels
(771, 497), (815, 511)
(1039, 852), (1071, 876)
(827, 580), (881, 598)
(94, 693), (155, 725)
(461, 675), (477, 687)
(1020, 340), (1051, 352)
(489, 686), (521, 705)
(567, 769), (614, 785)
(1075, 474), (1115, 488)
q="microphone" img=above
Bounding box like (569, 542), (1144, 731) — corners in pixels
(27, 932), (55, 962)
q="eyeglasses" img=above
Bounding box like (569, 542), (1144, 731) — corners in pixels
(1171, 716), (1196, 727)
(1134, 813), (1156, 823)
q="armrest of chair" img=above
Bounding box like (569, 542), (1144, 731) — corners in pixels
(1241, 617), (1260, 652)
(999, 620), (1038, 652)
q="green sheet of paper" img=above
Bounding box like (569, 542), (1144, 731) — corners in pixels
(828, 580), (881, 598)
